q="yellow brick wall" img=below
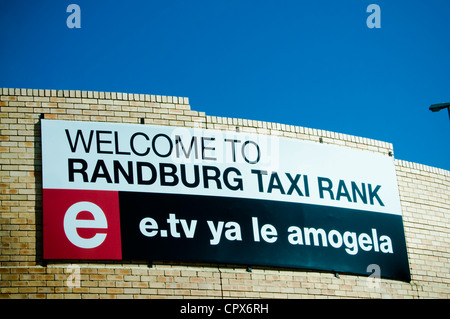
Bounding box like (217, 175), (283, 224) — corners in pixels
(1, 88), (449, 299)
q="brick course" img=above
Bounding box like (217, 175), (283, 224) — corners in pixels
(1, 88), (449, 298)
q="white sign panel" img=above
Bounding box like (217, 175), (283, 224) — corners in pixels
(41, 119), (401, 215)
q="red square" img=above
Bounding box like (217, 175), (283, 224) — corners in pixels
(43, 189), (122, 260)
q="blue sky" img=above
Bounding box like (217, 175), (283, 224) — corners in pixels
(1, 0), (449, 170)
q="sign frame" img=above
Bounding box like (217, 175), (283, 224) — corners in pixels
(41, 119), (411, 282)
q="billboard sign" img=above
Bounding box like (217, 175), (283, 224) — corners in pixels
(41, 119), (410, 281)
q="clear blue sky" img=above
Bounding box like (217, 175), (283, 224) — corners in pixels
(1, 0), (449, 170)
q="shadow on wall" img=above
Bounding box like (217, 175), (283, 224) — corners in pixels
(34, 117), (43, 266)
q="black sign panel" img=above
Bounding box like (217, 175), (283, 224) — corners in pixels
(119, 192), (410, 282)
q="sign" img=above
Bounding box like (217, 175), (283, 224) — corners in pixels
(41, 119), (410, 281)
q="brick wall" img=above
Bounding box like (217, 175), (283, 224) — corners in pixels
(1, 88), (449, 299)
